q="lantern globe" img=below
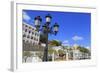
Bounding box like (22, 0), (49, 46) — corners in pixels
(34, 16), (42, 29)
(45, 14), (52, 23)
(53, 23), (59, 35)
(53, 23), (59, 32)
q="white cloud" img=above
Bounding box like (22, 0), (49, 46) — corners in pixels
(72, 35), (83, 41)
(73, 43), (79, 47)
(63, 43), (70, 46)
(85, 46), (90, 49)
(23, 12), (31, 21)
(62, 40), (69, 46)
(63, 40), (69, 44)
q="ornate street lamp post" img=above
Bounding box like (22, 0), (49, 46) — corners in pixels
(34, 14), (59, 61)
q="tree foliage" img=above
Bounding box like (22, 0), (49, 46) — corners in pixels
(77, 46), (90, 53)
(49, 40), (62, 46)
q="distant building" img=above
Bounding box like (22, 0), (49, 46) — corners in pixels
(72, 44), (90, 60)
(23, 22), (40, 45)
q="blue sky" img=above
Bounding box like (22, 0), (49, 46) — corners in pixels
(22, 10), (91, 48)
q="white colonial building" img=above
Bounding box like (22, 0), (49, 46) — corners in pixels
(72, 44), (90, 60)
(23, 22), (40, 45)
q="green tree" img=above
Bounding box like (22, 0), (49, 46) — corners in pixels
(49, 40), (62, 46)
(77, 46), (90, 53)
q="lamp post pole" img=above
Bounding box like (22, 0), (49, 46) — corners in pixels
(34, 14), (59, 61)
(42, 27), (48, 61)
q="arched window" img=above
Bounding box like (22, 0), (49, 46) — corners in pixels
(25, 25), (28, 27)
(23, 34), (26, 37)
(25, 29), (27, 32)
(29, 30), (31, 34)
(32, 32), (34, 34)
(37, 33), (39, 36)
(35, 33), (37, 36)
(31, 36), (33, 39)
(34, 37), (36, 40)
(23, 40), (25, 43)
(27, 35), (30, 38)
(32, 28), (34, 30)
(37, 39), (38, 41)
(29, 27), (31, 29)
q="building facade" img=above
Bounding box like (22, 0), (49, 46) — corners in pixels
(72, 45), (90, 60)
(22, 23), (44, 62)
(23, 22), (40, 45)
